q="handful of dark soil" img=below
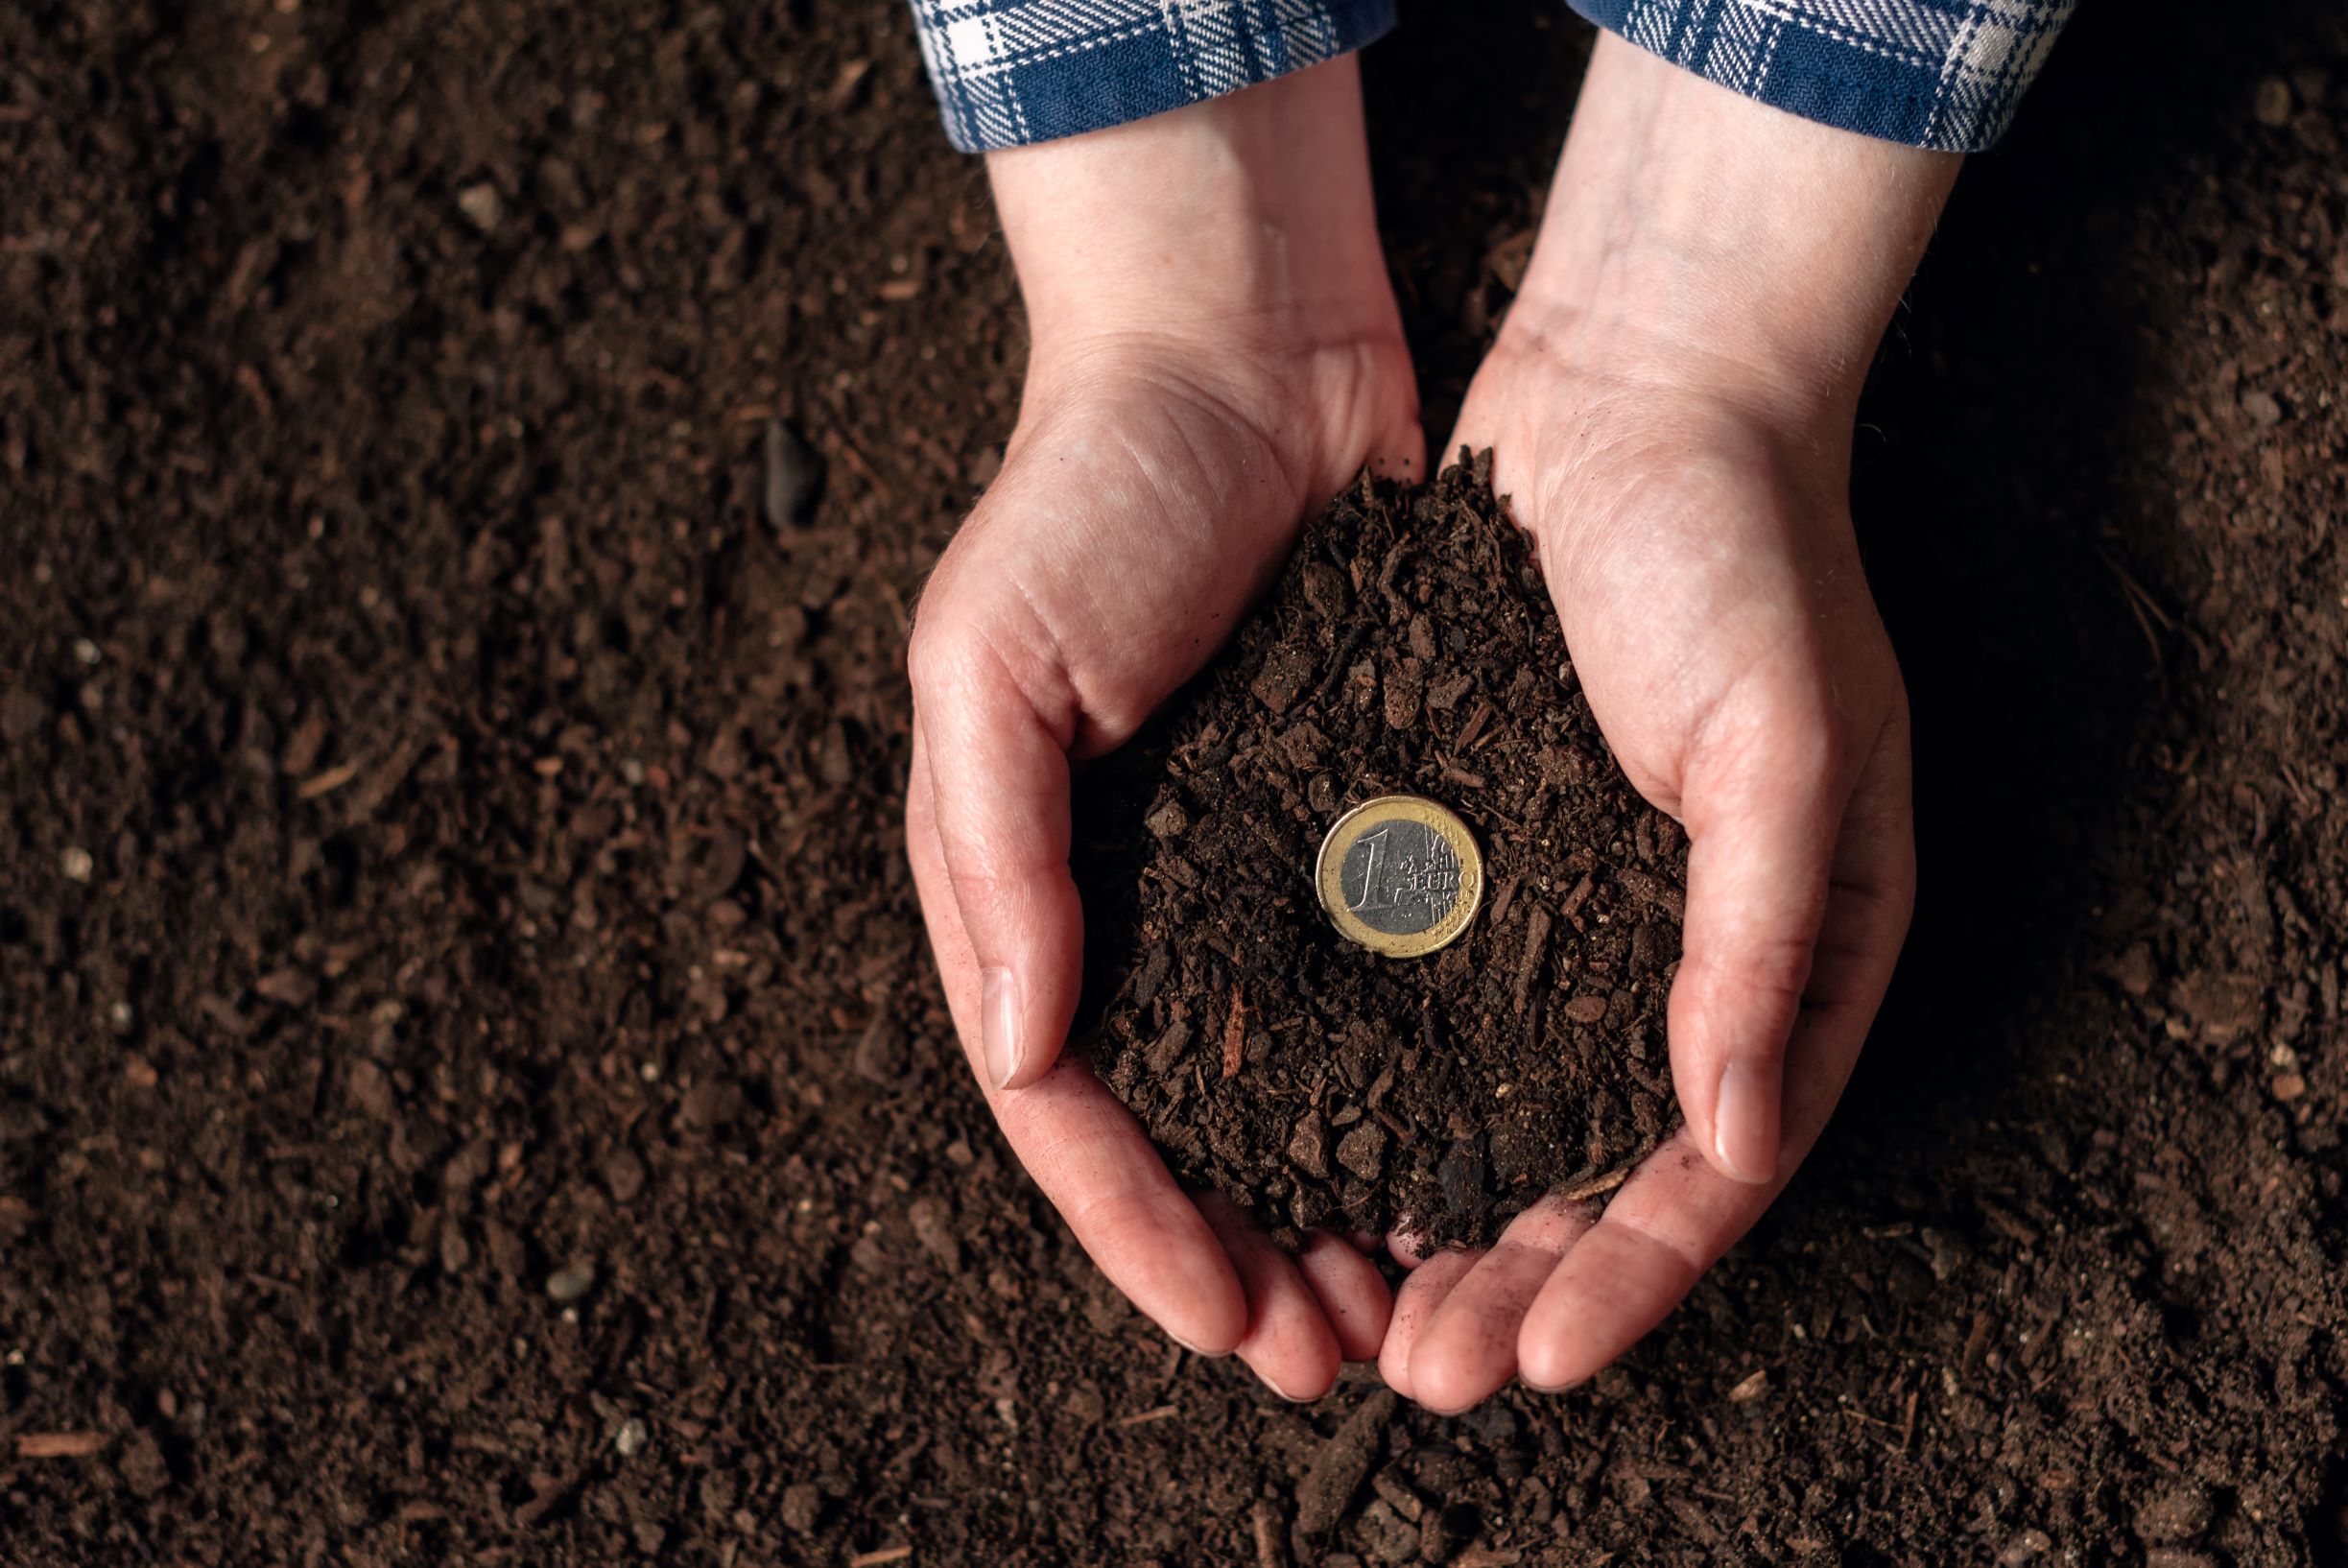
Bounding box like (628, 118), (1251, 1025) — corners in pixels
(1073, 459), (1686, 1249)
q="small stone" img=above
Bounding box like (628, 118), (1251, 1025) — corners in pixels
(2100, 942), (2156, 997)
(1144, 797), (1190, 840)
(781, 1482), (823, 1534)
(2134, 1481), (2214, 1543)
(1998, 1529), (2052, 1565)
(2253, 77), (2294, 127)
(1407, 612), (1438, 661)
(0, 686), (47, 743)
(851, 1010), (907, 1084)
(2241, 388), (2284, 428)
(681, 1076), (745, 1128)
(545, 1262), (598, 1304)
(1357, 1499), (1418, 1565)
(603, 1148), (648, 1203)
(71, 637), (102, 666)
(116, 1428), (170, 1498)
(1382, 654), (1425, 730)
(1308, 773), (1340, 814)
(2271, 1071), (2308, 1103)
(613, 1417), (649, 1458)
(1418, 1502), (1478, 1564)
(60, 847), (93, 884)
(1561, 994), (1609, 1024)
(456, 181), (505, 230)
(1301, 561), (1351, 621)
(1437, 1140), (1487, 1211)
(908, 1194), (961, 1272)
(1143, 1019), (1193, 1075)
(1288, 1115), (1331, 1180)
(346, 1057), (396, 1120)
(764, 419), (820, 531)
(1336, 1122), (1387, 1181)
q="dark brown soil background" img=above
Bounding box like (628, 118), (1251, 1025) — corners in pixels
(1080, 464), (1681, 1249)
(4, 1), (2346, 1563)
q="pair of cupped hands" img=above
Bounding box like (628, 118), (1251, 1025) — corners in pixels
(905, 39), (1954, 1412)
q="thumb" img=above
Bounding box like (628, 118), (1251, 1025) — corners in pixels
(1667, 719), (1845, 1186)
(906, 606), (1086, 1092)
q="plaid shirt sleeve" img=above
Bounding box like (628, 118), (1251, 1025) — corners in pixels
(1569, 0), (2075, 152)
(908, 0), (2072, 156)
(908, 0), (1397, 154)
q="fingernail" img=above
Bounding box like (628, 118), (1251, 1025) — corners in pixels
(1256, 1368), (1313, 1403)
(981, 966), (1021, 1089)
(1713, 1060), (1778, 1185)
(1168, 1331), (1225, 1359)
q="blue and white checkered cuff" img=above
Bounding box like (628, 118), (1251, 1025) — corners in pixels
(909, 0), (1398, 154)
(1569, 0), (2075, 153)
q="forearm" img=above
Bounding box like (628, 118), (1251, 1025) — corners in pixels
(1507, 33), (1963, 430)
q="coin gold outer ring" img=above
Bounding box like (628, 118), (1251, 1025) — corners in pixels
(1314, 795), (1485, 959)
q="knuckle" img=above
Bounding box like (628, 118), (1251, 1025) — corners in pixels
(1713, 934), (1814, 1035)
(904, 610), (982, 707)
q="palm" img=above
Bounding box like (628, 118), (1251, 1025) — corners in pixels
(1376, 359), (1916, 1410)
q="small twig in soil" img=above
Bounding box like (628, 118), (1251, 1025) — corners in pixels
(296, 760), (360, 799)
(1512, 908), (1552, 1016)
(1113, 1404), (1179, 1429)
(1556, 1162), (1633, 1202)
(14, 1431), (107, 1459)
(2097, 546), (2172, 673)
(1250, 1498), (1290, 1568)
(1221, 986), (1247, 1081)
(848, 1548), (913, 1567)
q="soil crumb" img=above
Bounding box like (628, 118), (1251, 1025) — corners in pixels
(1076, 458), (1685, 1248)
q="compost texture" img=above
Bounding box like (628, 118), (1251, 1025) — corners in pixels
(1080, 463), (1681, 1249)
(5, 1), (2348, 1565)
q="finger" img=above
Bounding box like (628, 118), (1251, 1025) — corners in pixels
(1520, 725), (1914, 1389)
(1295, 1231), (1392, 1361)
(1377, 1246), (1480, 1399)
(1399, 1196), (1595, 1414)
(906, 593), (1086, 1092)
(1670, 692), (1848, 1186)
(911, 731), (1248, 1353)
(1367, 416), (1428, 484)
(1386, 1221), (1435, 1271)
(1198, 1196), (1343, 1401)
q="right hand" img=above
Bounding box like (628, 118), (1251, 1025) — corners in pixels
(904, 59), (1423, 1399)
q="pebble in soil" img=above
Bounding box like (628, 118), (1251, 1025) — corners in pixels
(1073, 456), (1687, 1249)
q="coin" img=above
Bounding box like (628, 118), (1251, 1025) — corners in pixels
(1314, 795), (1484, 958)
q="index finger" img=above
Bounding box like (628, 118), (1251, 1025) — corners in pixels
(908, 726), (1248, 1353)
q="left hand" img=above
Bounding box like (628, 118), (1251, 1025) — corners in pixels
(1377, 35), (1954, 1412)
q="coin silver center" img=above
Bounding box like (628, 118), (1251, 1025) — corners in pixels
(1338, 818), (1463, 936)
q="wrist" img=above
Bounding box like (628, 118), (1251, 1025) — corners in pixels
(984, 57), (1400, 376)
(1498, 34), (1961, 438)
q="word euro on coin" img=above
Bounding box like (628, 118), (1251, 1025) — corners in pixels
(1314, 796), (1484, 958)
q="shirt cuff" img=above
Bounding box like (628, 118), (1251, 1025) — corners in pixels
(1565, 0), (2075, 153)
(911, 0), (1399, 154)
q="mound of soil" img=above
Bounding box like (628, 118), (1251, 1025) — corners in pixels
(1078, 461), (1681, 1247)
